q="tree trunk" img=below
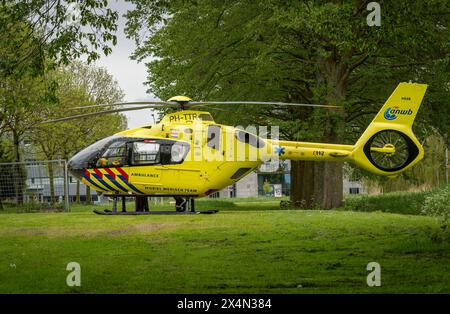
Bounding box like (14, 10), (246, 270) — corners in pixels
(12, 130), (23, 205)
(48, 162), (55, 207)
(290, 160), (316, 208)
(63, 166), (68, 208)
(313, 162), (325, 207)
(315, 57), (346, 209)
(322, 162), (343, 208)
(135, 196), (149, 212)
(86, 186), (91, 205)
(76, 180), (80, 204)
(12, 130), (20, 162)
(290, 160), (343, 209)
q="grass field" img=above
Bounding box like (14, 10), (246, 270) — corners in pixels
(0, 196), (449, 293)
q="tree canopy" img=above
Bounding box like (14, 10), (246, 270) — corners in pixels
(125, 0), (449, 207)
(0, 0), (119, 75)
(30, 61), (127, 162)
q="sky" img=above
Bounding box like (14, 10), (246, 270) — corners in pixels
(92, 1), (159, 129)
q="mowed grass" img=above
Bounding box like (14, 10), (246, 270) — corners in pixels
(0, 198), (449, 294)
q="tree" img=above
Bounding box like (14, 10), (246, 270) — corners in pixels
(30, 61), (127, 205)
(0, 138), (23, 209)
(125, 0), (449, 208)
(0, 71), (56, 204)
(0, 0), (119, 73)
(1, 0), (121, 139)
(0, 73), (54, 162)
(0, 1), (123, 206)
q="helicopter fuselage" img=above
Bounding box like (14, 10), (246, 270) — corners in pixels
(68, 110), (271, 197)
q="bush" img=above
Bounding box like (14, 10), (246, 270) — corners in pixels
(0, 200), (65, 214)
(421, 187), (450, 230)
(343, 190), (431, 215)
(196, 199), (238, 209)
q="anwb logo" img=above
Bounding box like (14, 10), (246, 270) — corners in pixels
(384, 106), (413, 120)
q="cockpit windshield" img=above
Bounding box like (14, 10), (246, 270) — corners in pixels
(68, 135), (124, 169)
(96, 140), (128, 167)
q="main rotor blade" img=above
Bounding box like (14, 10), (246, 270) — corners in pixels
(67, 100), (339, 110)
(70, 101), (178, 110)
(42, 105), (161, 123)
(188, 104), (227, 111)
(186, 101), (339, 108)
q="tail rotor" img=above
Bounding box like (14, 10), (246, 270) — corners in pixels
(351, 82), (428, 176)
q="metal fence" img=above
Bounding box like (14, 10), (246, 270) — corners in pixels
(0, 160), (69, 211)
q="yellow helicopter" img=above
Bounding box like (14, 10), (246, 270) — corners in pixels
(50, 82), (427, 214)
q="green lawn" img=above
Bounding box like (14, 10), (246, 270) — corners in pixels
(0, 198), (449, 293)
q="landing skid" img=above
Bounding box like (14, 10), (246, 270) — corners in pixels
(93, 209), (218, 215)
(93, 196), (218, 215)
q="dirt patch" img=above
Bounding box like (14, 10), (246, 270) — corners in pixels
(0, 222), (182, 238)
(132, 222), (179, 233)
(1, 227), (47, 236)
(101, 222), (182, 236)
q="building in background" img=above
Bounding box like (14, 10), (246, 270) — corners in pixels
(22, 161), (102, 204)
(211, 160), (366, 198)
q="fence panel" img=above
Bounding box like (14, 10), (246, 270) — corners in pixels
(0, 160), (69, 211)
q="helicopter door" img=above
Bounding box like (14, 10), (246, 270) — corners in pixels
(129, 141), (162, 186)
(160, 144), (172, 164)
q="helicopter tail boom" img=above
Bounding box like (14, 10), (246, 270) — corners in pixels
(275, 140), (354, 162)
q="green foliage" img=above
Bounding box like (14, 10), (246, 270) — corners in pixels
(0, 139), (21, 203)
(0, 71), (56, 139)
(343, 190), (433, 215)
(0, 0), (119, 70)
(125, 0), (449, 141)
(343, 187), (450, 224)
(0, 1), (121, 151)
(262, 180), (272, 194)
(0, 14), (45, 78)
(29, 61), (127, 160)
(0, 139), (13, 162)
(0, 200), (64, 213)
(422, 187), (450, 230)
(126, 0), (449, 207)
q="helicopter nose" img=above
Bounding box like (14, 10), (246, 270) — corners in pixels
(68, 152), (89, 171)
(69, 168), (85, 182)
(67, 156), (87, 181)
(67, 135), (121, 180)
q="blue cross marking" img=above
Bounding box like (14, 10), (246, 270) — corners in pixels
(275, 146), (285, 156)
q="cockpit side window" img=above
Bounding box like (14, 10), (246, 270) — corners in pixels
(171, 143), (189, 163)
(130, 140), (190, 166)
(96, 140), (127, 167)
(132, 142), (160, 165)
